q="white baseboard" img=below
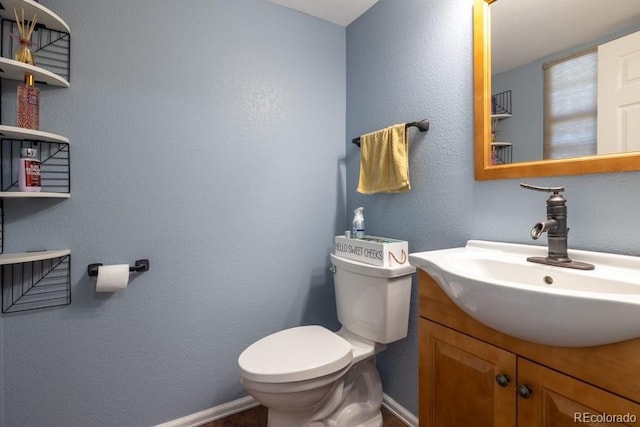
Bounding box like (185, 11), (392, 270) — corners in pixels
(156, 393), (418, 427)
(382, 393), (419, 427)
(154, 395), (259, 427)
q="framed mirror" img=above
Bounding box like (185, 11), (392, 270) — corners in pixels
(474, 0), (640, 180)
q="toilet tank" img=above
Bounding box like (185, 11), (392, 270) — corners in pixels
(330, 253), (415, 344)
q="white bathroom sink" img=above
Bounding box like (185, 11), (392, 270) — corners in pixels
(409, 240), (640, 347)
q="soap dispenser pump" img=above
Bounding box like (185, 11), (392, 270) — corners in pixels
(352, 207), (365, 238)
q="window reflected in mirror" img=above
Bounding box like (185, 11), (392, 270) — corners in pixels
(543, 48), (597, 160)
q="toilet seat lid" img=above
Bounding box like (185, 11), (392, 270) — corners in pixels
(238, 325), (353, 383)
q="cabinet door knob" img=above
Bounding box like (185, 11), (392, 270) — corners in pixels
(495, 374), (510, 387)
(517, 385), (532, 399)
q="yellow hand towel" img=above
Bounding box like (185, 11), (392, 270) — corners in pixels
(357, 124), (411, 194)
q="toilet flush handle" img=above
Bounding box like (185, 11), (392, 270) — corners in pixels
(329, 265), (337, 273)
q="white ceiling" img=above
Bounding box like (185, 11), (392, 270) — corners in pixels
(269, 0), (380, 26)
(492, 0), (640, 74)
(268, 0), (640, 72)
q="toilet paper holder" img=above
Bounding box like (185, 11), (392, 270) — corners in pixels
(87, 259), (150, 277)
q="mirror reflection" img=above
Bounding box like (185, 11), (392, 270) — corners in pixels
(489, 0), (640, 165)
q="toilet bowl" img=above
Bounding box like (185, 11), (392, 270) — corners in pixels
(238, 253), (415, 427)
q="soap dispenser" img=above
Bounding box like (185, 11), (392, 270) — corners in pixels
(352, 207), (365, 238)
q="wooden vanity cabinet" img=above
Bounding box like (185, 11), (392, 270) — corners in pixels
(420, 319), (516, 426)
(418, 270), (640, 426)
(517, 358), (639, 426)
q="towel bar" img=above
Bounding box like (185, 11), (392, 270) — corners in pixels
(352, 119), (429, 147)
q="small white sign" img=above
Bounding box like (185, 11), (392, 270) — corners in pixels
(334, 235), (408, 267)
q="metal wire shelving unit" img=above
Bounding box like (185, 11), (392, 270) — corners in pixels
(0, 0), (71, 313)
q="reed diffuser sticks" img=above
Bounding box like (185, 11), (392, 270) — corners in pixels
(14, 8), (38, 65)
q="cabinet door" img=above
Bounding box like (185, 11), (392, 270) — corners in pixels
(419, 319), (517, 427)
(517, 358), (640, 426)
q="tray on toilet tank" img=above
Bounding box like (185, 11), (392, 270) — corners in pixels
(334, 235), (409, 267)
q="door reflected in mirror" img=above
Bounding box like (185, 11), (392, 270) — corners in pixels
(473, 0), (640, 180)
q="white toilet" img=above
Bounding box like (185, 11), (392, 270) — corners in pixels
(238, 253), (415, 427)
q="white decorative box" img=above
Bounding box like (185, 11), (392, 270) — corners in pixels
(334, 235), (409, 267)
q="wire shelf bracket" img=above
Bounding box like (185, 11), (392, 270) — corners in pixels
(2, 252), (71, 313)
(492, 90), (512, 115)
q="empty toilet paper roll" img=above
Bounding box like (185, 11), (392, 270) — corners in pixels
(96, 264), (130, 292)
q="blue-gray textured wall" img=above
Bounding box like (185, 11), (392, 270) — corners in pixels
(346, 0), (476, 413)
(347, 0), (640, 416)
(3, 0), (640, 425)
(1, 1), (345, 426)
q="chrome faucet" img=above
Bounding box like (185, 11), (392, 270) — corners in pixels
(520, 183), (594, 270)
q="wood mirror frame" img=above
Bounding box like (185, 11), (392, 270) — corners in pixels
(473, 0), (640, 180)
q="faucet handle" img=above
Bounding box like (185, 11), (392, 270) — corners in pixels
(520, 183), (564, 194)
